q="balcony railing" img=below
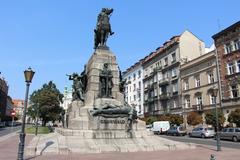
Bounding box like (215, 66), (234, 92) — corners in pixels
(159, 77), (170, 85)
(159, 92), (170, 100)
(192, 104), (203, 111)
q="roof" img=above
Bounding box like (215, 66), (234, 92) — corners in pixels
(212, 21), (240, 39)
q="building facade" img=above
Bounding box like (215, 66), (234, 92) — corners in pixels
(6, 96), (14, 117)
(12, 99), (24, 121)
(0, 76), (8, 120)
(212, 21), (240, 121)
(143, 30), (205, 117)
(123, 61), (144, 117)
(180, 50), (220, 125)
(61, 86), (73, 111)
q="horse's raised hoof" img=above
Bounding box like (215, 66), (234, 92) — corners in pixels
(110, 32), (114, 35)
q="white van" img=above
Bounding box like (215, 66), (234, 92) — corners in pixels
(152, 121), (170, 134)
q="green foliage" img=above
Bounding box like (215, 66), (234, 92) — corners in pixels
(187, 112), (203, 126)
(26, 126), (52, 134)
(169, 114), (183, 126)
(205, 109), (225, 128)
(145, 116), (158, 125)
(29, 81), (64, 126)
(158, 115), (170, 121)
(228, 109), (240, 127)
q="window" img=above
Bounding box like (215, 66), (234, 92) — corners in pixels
(134, 95), (136, 101)
(138, 70), (141, 78)
(129, 86), (131, 92)
(164, 57), (168, 66)
(227, 62), (235, 75)
(133, 73), (136, 80)
(230, 85), (238, 98)
(208, 73), (214, 84)
(237, 60), (240, 73)
(224, 43), (233, 54)
(184, 80), (189, 90)
(210, 94), (217, 104)
(173, 100), (177, 108)
(171, 68), (177, 78)
(133, 84), (136, 91)
(138, 81), (141, 90)
(196, 96), (202, 105)
(185, 98), (190, 108)
(172, 83), (178, 93)
(154, 89), (157, 97)
(234, 39), (240, 51)
(195, 76), (200, 87)
(171, 52), (176, 63)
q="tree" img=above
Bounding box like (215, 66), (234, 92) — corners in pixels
(205, 109), (225, 129)
(187, 112), (203, 126)
(29, 81), (64, 126)
(145, 116), (157, 125)
(228, 109), (240, 127)
(169, 114), (183, 126)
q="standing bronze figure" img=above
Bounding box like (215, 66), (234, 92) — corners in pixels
(99, 63), (113, 98)
(94, 8), (114, 49)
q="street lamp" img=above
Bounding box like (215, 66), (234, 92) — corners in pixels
(17, 67), (35, 160)
(211, 87), (221, 151)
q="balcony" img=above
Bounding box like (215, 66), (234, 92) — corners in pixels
(159, 77), (170, 86)
(192, 104), (203, 111)
(159, 92), (170, 100)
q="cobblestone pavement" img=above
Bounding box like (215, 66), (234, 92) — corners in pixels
(1, 134), (240, 160)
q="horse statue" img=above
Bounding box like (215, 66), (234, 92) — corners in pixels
(94, 8), (114, 49)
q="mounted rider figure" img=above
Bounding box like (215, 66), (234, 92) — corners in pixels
(94, 8), (114, 49)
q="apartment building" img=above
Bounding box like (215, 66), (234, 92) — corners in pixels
(61, 86), (73, 111)
(212, 21), (240, 120)
(0, 76), (8, 120)
(180, 50), (220, 124)
(123, 60), (144, 117)
(143, 30), (205, 117)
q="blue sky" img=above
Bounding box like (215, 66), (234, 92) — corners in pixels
(0, 0), (239, 99)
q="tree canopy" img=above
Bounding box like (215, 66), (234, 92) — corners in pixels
(187, 112), (203, 126)
(28, 81), (64, 126)
(205, 109), (225, 129)
(228, 109), (240, 127)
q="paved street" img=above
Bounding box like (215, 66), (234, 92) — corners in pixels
(160, 135), (240, 149)
(0, 134), (240, 160)
(0, 125), (21, 137)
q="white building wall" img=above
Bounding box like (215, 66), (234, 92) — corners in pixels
(123, 65), (144, 117)
(61, 86), (73, 111)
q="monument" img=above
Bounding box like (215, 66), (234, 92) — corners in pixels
(26, 8), (194, 155)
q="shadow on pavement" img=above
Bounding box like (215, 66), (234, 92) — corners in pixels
(26, 140), (54, 160)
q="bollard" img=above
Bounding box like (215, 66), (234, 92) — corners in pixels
(210, 154), (216, 160)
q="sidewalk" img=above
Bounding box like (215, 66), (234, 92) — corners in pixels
(1, 134), (240, 160)
(25, 146), (240, 160)
(0, 134), (33, 160)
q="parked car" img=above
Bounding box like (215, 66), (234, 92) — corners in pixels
(167, 126), (187, 136)
(219, 128), (240, 142)
(146, 124), (152, 131)
(189, 127), (215, 138)
(152, 121), (170, 134)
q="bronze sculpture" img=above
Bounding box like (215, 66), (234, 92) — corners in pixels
(67, 73), (85, 101)
(94, 8), (114, 49)
(99, 63), (113, 98)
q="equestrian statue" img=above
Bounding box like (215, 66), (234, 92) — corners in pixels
(94, 8), (114, 49)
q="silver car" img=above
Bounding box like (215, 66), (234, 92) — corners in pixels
(219, 128), (240, 142)
(189, 127), (215, 138)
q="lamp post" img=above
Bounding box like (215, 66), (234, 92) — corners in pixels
(17, 67), (35, 160)
(212, 87), (221, 151)
(35, 103), (39, 136)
